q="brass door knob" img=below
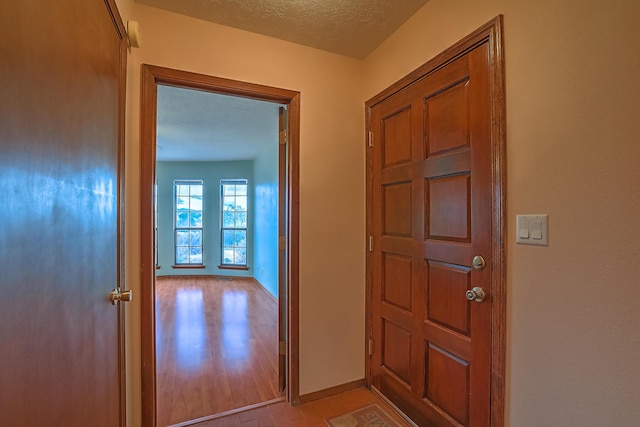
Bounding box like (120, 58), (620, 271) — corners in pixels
(465, 286), (486, 303)
(111, 288), (133, 305)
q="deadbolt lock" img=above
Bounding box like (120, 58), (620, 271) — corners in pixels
(472, 255), (486, 271)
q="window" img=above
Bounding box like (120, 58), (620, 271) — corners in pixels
(174, 180), (203, 265)
(220, 179), (247, 266)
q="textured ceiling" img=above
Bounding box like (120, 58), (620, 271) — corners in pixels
(135, 0), (430, 58)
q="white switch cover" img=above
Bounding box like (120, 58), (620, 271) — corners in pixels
(516, 215), (548, 246)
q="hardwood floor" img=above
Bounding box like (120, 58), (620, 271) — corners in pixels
(192, 388), (414, 427)
(156, 276), (283, 427)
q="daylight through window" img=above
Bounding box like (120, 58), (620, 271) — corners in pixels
(174, 180), (203, 265)
(221, 179), (248, 266)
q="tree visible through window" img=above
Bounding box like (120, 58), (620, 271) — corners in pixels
(221, 179), (247, 266)
(174, 180), (203, 265)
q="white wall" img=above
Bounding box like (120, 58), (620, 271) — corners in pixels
(364, 1), (640, 426)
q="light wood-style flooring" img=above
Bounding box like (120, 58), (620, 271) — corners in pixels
(156, 276), (283, 427)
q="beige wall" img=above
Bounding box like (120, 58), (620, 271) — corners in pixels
(115, 1), (367, 425)
(365, 0), (640, 426)
(116, 0), (640, 426)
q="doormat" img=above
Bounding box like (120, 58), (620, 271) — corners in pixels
(325, 404), (403, 427)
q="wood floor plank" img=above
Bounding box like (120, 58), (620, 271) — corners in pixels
(156, 276), (282, 426)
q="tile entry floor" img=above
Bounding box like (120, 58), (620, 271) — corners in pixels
(188, 387), (413, 427)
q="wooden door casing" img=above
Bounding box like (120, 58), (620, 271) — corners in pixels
(366, 17), (506, 427)
(0, 0), (127, 426)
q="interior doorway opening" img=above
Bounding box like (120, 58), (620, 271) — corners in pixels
(139, 65), (301, 427)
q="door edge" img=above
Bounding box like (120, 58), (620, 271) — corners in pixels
(102, 0), (129, 425)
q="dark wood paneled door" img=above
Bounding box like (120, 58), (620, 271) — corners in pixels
(367, 20), (505, 427)
(0, 0), (127, 425)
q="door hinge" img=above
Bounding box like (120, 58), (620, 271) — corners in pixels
(278, 236), (286, 250)
(368, 131), (373, 148)
(279, 340), (286, 355)
(368, 235), (374, 252)
(279, 129), (287, 145)
(368, 338), (374, 356)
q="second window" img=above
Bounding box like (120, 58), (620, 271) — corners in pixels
(220, 179), (248, 266)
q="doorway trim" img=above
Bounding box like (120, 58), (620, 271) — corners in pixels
(364, 16), (506, 426)
(139, 64), (301, 426)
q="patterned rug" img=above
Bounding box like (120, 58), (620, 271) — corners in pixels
(325, 404), (403, 427)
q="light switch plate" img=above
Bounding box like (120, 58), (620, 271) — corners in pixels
(516, 214), (548, 246)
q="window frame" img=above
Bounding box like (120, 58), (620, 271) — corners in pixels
(219, 179), (248, 268)
(173, 179), (204, 266)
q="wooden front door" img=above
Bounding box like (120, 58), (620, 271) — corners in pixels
(0, 0), (127, 425)
(367, 19), (505, 427)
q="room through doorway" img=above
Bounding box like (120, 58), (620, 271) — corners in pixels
(155, 85), (284, 426)
(139, 65), (301, 427)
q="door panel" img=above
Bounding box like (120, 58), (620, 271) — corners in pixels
(383, 253), (413, 311)
(426, 261), (471, 336)
(0, 1), (126, 425)
(370, 42), (492, 427)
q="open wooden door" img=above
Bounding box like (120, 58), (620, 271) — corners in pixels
(0, 0), (128, 425)
(278, 106), (288, 393)
(366, 18), (505, 427)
